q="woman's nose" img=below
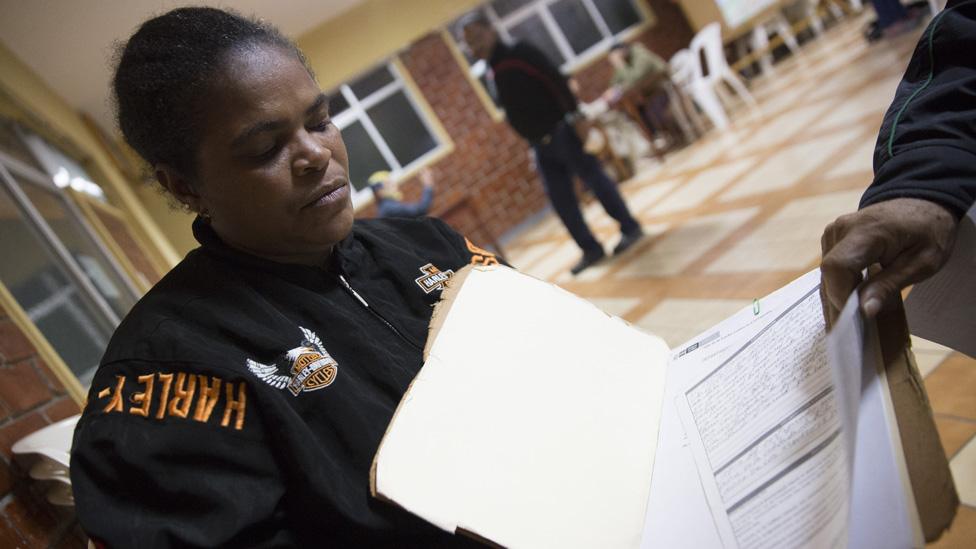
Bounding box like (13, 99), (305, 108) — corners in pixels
(293, 130), (330, 175)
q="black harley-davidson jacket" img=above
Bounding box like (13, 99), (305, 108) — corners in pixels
(71, 217), (498, 548)
(861, 0), (976, 216)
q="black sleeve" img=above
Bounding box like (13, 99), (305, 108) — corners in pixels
(71, 362), (294, 548)
(861, 0), (976, 216)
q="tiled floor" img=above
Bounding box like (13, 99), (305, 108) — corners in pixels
(500, 16), (975, 547)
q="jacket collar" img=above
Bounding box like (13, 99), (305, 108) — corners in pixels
(192, 217), (364, 288)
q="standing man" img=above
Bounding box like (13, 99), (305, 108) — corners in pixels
(462, 14), (643, 275)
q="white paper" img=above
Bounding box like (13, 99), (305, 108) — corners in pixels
(905, 202), (976, 358)
(827, 292), (923, 549)
(674, 276), (848, 549)
(373, 266), (671, 549)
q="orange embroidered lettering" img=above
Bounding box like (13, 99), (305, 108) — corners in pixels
(167, 372), (196, 419)
(102, 376), (126, 413)
(465, 237), (499, 266)
(155, 373), (174, 419)
(221, 381), (247, 431)
(128, 374), (155, 417)
(193, 375), (222, 422)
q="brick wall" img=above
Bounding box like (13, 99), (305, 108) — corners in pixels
(0, 309), (85, 547)
(356, 0), (695, 250)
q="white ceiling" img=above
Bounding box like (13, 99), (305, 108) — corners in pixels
(0, 0), (367, 133)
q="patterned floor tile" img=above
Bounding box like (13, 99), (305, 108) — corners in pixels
(583, 297), (641, 319)
(635, 298), (751, 348)
(521, 238), (581, 282)
(720, 132), (855, 202)
(934, 416), (976, 459)
(708, 190), (863, 272)
(506, 241), (561, 272)
(650, 158), (754, 215)
(927, 504), (976, 548)
(951, 437), (976, 507)
(924, 354), (976, 420)
(624, 179), (681, 215)
(739, 102), (830, 153)
(617, 208), (758, 278)
(824, 135), (876, 180)
(574, 223), (670, 283)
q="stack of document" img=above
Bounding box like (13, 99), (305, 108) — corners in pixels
(371, 266), (954, 548)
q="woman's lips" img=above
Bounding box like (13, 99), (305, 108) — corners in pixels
(304, 179), (349, 209)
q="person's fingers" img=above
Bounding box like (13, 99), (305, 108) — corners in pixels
(859, 244), (946, 317)
(819, 281), (836, 331)
(820, 229), (885, 315)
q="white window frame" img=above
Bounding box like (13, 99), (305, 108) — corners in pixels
(331, 61), (449, 209)
(0, 122), (143, 390)
(487, 0), (648, 73)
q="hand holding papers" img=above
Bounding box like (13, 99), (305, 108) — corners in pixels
(374, 267), (954, 548)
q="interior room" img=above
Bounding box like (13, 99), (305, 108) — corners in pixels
(0, 0), (972, 545)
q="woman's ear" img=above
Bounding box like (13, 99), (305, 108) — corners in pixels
(155, 164), (204, 213)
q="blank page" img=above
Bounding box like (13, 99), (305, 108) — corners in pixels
(372, 266), (670, 548)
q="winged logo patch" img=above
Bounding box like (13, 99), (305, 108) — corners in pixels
(247, 327), (338, 396)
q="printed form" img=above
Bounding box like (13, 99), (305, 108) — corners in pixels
(643, 269), (918, 548)
(675, 282), (847, 548)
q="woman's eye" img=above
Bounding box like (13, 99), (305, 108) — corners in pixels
(309, 118), (332, 132)
(252, 142), (281, 160)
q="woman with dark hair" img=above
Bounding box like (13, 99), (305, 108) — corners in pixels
(70, 7), (491, 546)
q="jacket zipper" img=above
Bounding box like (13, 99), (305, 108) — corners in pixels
(336, 274), (422, 351)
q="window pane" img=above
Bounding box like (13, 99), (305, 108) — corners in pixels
(490, 0), (533, 17)
(19, 182), (135, 318)
(0, 188), (110, 387)
(593, 0), (641, 34)
(21, 131), (107, 201)
(366, 92), (438, 168)
(349, 65), (395, 99)
(550, 0), (604, 55)
(340, 121), (391, 192)
(0, 119), (43, 173)
(509, 15), (566, 66)
(328, 91), (350, 117)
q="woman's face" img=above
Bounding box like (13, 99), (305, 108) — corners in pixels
(176, 44), (353, 266)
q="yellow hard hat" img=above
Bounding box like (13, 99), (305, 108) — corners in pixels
(368, 171), (391, 186)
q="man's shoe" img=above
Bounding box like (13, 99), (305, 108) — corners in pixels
(570, 249), (606, 275)
(613, 229), (644, 256)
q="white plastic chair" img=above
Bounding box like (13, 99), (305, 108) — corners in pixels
(668, 49), (709, 137)
(686, 23), (758, 131)
(751, 13), (802, 74)
(12, 414), (80, 507)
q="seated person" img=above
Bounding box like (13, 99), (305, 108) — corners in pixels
(370, 167), (436, 218)
(602, 42), (668, 103)
(821, 0), (975, 326)
(602, 42), (675, 146)
(70, 7), (493, 546)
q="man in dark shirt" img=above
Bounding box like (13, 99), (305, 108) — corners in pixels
(462, 15), (643, 275)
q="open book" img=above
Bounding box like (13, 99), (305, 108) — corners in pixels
(371, 266), (955, 548)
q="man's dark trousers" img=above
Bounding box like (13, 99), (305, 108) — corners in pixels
(533, 120), (641, 254)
